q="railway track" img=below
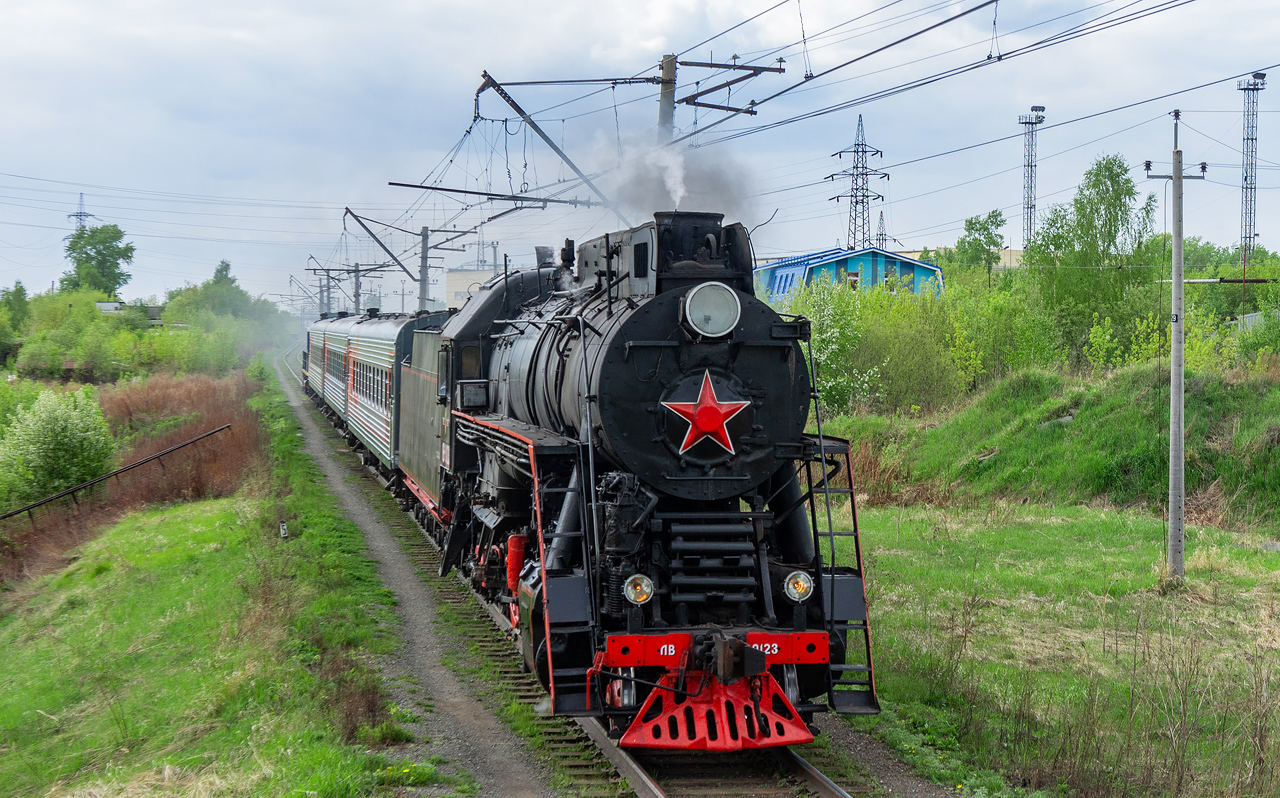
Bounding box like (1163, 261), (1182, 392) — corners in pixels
(286, 353), (872, 797)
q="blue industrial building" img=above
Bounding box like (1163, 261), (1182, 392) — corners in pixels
(755, 247), (944, 302)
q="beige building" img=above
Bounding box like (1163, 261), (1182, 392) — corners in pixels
(897, 249), (1024, 269)
(444, 265), (499, 309)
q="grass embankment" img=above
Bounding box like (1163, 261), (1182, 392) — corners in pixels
(818, 366), (1280, 797)
(1, 374), (263, 581)
(827, 363), (1280, 528)
(0, 369), (457, 796)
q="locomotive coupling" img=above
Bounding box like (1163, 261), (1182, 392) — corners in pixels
(700, 632), (767, 684)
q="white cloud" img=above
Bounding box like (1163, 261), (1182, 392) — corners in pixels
(0, 0), (1273, 301)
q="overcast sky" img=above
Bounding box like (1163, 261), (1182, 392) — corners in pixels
(1, 0), (1275, 310)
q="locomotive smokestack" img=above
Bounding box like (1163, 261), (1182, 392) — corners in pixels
(556, 238), (576, 291)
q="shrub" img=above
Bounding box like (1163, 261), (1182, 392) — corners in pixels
(781, 276), (880, 414)
(1084, 313), (1122, 376)
(1185, 306), (1237, 373)
(0, 388), (115, 506)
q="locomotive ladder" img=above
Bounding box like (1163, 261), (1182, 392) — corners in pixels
(802, 436), (878, 715)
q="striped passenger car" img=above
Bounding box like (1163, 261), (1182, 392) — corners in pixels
(344, 312), (452, 481)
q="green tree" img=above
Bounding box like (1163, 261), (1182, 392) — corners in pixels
(954, 210), (1006, 289)
(61, 224), (134, 297)
(164, 260), (275, 322)
(1024, 155), (1158, 362)
(0, 388), (115, 506)
(1, 281), (30, 331)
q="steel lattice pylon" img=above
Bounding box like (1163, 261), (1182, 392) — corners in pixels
(1019, 106), (1045, 248)
(1239, 75), (1266, 281)
(875, 211), (887, 249)
(832, 116), (886, 250)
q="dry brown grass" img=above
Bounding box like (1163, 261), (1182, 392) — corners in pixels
(0, 375), (265, 582)
(44, 764), (262, 797)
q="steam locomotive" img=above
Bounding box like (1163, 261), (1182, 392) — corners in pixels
(304, 211), (877, 751)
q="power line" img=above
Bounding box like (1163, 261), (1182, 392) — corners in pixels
(694, 0), (1203, 148)
(749, 66), (1280, 204)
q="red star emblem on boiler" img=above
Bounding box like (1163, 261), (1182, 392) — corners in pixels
(661, 371), (751, 455)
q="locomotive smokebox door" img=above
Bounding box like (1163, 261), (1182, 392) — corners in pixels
(595, 287), (809, 502)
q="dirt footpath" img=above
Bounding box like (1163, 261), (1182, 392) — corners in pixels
(276, 358), (553, 797)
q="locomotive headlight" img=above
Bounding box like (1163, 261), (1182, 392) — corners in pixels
(783, 570), (815, 603)
(683, 282), (741, 338)
(623, 574), (655, 605)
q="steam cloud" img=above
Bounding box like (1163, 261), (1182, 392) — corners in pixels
(602, 132), (758, 225)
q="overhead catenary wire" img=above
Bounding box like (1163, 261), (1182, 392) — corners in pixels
(692, 0), (1204, 149)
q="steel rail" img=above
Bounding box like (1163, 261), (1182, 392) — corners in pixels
(280, 342), (305, 388)
(782, 747), (859, 798)
(575, 718), (666, 798)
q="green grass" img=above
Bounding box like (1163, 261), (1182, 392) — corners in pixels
(832, 501), (1280, 797)
(0, 367), (465, 796)
(825, 364), (1280, 527)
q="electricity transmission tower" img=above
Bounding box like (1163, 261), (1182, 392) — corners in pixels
(1239, 72), (1266, 310)
(831, 116), (887, 250)
(1020, 106), (1046, 248)
(67, 193), (96, 230)
(875, 212), (888, 249)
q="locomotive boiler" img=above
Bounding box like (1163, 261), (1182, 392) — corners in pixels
(310, 211), (878, 751)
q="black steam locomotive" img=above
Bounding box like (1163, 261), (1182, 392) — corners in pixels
(304, 211), (877, 751)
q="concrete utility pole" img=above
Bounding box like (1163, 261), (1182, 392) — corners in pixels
(351, 263), (391, 314)
(419, 227), (430, 312)
(1146, 110), (1205, 581)
(658, 54), (677, 139)
(307, 256), (351, 315)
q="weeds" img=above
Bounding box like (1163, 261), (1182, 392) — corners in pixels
(848, 503), (1280, 798)
(0, 362), (447, 796)
(0, 374), (267, 583)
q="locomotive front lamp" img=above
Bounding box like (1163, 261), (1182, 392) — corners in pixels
(783, 570), (814, 603)
(623, 574), (655, 605)
(683, 282), (741, 338)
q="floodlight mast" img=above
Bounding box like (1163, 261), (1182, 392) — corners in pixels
(1238, 73), (1266, 314)
(1019, 106), (1046, 248)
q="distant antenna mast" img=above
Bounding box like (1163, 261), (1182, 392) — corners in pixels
(1020, 106), (1046, 248)
(67, 192), (96, 230)
(875, 212), (888, 249)
(1239, 72), (1266, 311)
(831, 116), (887, 250)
